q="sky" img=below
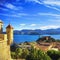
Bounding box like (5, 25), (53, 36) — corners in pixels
(0, 0), (60, 31)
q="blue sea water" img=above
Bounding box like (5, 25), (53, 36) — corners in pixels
(14, 35), (39, 43)
(14, 35), (60, 43)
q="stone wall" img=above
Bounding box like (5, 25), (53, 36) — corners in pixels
(0, 34), (11, 60)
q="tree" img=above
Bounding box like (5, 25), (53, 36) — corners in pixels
(11, 52), (16, 59)
(58, 58), (60, 60)
(21, 49), (29, 59)
(10, 43), (18, 52)
(15, 48), (22, 59)
(26, 47), (51, 60)
(47, 50), (60, 60)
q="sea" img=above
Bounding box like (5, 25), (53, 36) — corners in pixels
(14, 34), (60, 43)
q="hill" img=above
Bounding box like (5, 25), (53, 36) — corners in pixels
(14, 28), (60, 35)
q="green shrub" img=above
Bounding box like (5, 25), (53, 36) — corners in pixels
(26, 47), (51, 60)
(47, 50), (60, 60)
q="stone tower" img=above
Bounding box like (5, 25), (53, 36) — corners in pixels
(0, 20), (13, 60)
(0, 20), (3, 33)
(6, 24), (13, 45)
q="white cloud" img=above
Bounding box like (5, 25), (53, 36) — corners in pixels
(30, 24), (37, 27)
(0, 13), (21, 17)
(0, 7), (8, 11)
(44, 5), (60, 11)
(25, 0), (60, 6)
(49, 19), (60, 22)
(0, 3), (23, 11)
(26, 0), (60, 6)
(40, 25), (60, 30)
(38, 12), (60, 21)
(42, 0), (60, 11)
(43, 0), (60, 6)
(0, 12), (29, 17)
(26, 0), (60, 11)
(19, 24), (60, 30)
(20, 24), (26, 27)
(38, 13), (60, 17)
(18, 13), (28, 16)
(5, 3), (18, 10)
(25, 0), (42, 4)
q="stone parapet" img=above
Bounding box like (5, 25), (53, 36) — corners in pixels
(0, 34), (7, 41)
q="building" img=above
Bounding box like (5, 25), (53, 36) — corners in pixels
(0, 20), (13, 60)
(34, 42), (52, 51)
(37, 36), (55, 43)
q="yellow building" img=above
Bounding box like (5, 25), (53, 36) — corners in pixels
(0, 20), (13, 60)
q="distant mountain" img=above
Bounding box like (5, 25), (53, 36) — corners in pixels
(44, 28), (60, 34)
(14, 28), (60, 35)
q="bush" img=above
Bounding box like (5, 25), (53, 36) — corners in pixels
(15, 48), (22, 59)
(11, 48), (29, 59)
(11, 52), (16, 59)
(47, 50), (60, 60)
(26, 47), (51, 60)
(21, 49), (29, 59)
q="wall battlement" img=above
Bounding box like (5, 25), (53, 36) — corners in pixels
(0, 34), (7, 41)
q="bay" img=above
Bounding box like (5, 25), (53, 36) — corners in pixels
(14, 34), (60, 43)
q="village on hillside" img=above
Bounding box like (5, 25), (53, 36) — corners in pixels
(15, 36), (60, 51)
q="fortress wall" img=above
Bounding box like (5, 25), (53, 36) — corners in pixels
(0, 21), (13, 60)
(0, 41), (11, 60)
(0, 34), (11, 60)
(0, 34), (7, 40)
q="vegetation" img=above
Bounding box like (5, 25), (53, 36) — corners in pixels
(11, 40), (60, 60)
(47, 50), (60, 60)
(11, 45), (51, 60)
(11, 48), (29, 59)
(56, 40), (60, 42)
(26, 47), (51, 60)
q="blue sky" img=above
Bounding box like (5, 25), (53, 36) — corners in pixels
(0, 0), (60, 31)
